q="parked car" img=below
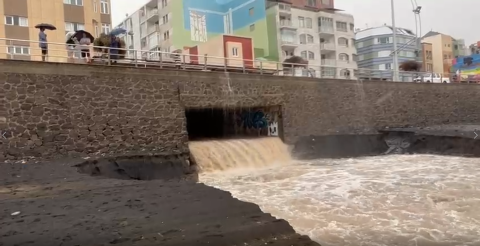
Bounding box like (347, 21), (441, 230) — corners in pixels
(413, 73), (450, 83)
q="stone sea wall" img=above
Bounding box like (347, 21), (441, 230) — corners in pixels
(1, 60), (480, 160)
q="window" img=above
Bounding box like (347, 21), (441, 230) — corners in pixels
(298, 17), (305, 28)
(162, 14), (169, 24)
(340, 69), (350, 78)
(377, 37), (390, 44)
(161, 0), (167, 8)
(306, 17), (312, 28)
(307, 0), (316, 7)
(307, 34), (314, 43)
(336, 21), (347, 32)
(308, 51), (314, 60)
(232, 47), (238, 57)
(190, 11), (207, 42)
(100, 0), (109, 14)
(350, 23), (354, 31)
(249, 24), (255, 31)
(101, 23), (110, 34)
(300, 51), (307, 59)
(93, 0), (97, 12)
(249, 7), (254, 16)
(426, 64), (433, 71)
(94, 25), (99, 36)
(5, 16), (28, 26)
(65, 22), (85, 34)
(64, 0), (83, 5)
(385, 63), (392, 70)
(377, 50), (390, 57)
(339, 53), (349, 61)
(299, 34), (306, 44)
(163, 30), (170, 40)
(7, 46), (30, 55)
(338, 37), (348, 47)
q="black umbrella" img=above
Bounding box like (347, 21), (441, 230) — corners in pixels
(70, 30), (95, 43)
(35, 23), (56, 30)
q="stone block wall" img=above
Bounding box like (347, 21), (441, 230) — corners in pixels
(2, 60), (480, 160)
(0, 61), (188, 160)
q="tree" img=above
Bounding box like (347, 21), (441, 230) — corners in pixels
(399, 60), (422, 71)
(93, 33), (127, 59)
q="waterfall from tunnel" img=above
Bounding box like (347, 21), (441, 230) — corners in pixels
(188, 137), (291, 173)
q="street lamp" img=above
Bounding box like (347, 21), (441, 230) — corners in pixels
(391, 0), (399, 81)
(413, 6), (422, 59)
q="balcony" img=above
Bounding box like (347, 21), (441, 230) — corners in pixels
(146, 8), (158, 23)
(319, 26), (334, 35)
(278, 3), (291, 16)
(279, 20), (296, 29)
(147, 24), (159, 34)
(321, 59), (336, 66)
(320, 43), (336, 51)
(280, 40), (298, 48)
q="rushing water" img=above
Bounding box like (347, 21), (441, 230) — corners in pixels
(191, 138), (480, 246)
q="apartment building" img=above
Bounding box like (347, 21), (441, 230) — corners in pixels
(355, 25), (418, 79)
(272, 3), (356, 78)
(421, 42), (433, 72)
(115, 0), (355, 77)
(421, 31), (454, 75)
(0, 0), (112, 61)
(452, 38), (466, 57)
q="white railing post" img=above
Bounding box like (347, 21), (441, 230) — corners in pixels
(203, 54), (207, 71)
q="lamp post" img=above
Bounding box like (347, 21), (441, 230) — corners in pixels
(413, 6), (422, 61)
(391, 0), (399, 81)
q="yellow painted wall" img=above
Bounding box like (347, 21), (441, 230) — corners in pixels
(28, 0), (67, 61)
(0, 1), (5, 59)
(422, 35), (443, 74)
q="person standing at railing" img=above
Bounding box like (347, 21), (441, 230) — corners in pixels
(109, 35), (119, 63)
(39, 27), (48, 61)
(79, 33), (91, 63)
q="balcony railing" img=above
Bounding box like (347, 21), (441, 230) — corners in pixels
(320, 43), (335, 50)
(319, 26), (334, 33)
(279, 20), (295, 28)
(0, 37), (446, 81)
(321, 59), (336, 66)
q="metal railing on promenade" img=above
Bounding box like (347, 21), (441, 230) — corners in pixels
(0, 38), (461, 82)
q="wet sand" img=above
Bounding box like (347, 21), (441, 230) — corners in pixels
(0, 159), (319, 246)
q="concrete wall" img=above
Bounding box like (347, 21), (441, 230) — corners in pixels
(2, 60), (480, 160)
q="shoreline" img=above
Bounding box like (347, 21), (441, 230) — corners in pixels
(0, 158), (320, 246)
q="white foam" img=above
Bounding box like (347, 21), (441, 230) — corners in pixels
(200, 154), (480, 246)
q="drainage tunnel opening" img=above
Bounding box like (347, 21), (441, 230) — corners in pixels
(184, 107), (282, 141)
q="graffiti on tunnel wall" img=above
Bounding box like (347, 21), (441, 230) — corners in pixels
(235, 107), (280, 136)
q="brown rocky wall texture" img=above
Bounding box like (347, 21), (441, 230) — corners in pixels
(0, 61), (188, 160)
(1, 60), (480, 160)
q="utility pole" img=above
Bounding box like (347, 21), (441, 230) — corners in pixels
(391, 0), (399, 81)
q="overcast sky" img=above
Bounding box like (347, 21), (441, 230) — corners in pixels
(111, 0), (477, 44)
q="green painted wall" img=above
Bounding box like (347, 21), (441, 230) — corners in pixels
(233, 20), (269, 59)
(265, 8), (279, 61)
(170, 0), (278, 61)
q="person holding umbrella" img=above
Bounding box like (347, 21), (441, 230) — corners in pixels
(69, 30), (94, 63)
(35, 23), (56, 61)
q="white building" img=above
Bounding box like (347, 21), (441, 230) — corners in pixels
(272, 2), (357, 78)
(115, 0), (171, 60)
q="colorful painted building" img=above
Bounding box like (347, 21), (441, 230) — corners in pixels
(172, 0), (274, 58)
(116, 0), (279, 62)
(452, 54), (480, 82)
